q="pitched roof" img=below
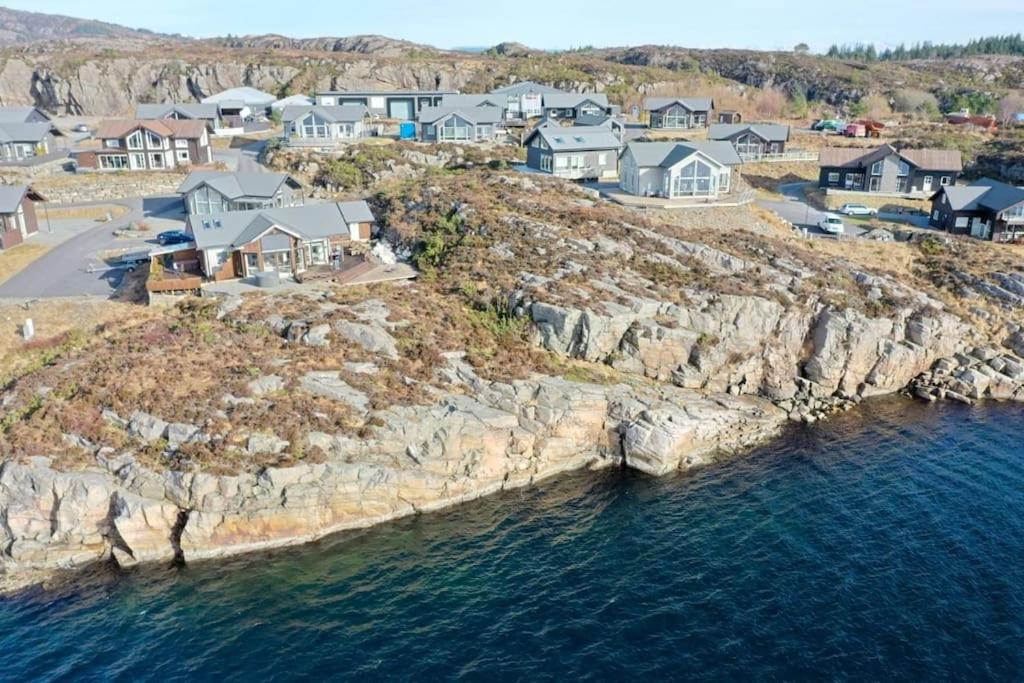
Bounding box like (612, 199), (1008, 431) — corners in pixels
(939, 184), (992, 211)
(134, 103), (220, 120)
(271, 94), (314, 110)
(490, 81), (566, 96)
(440, 94), (505, 109)
(0, 184), (44, 213)
(176, 171), (301, 199)
(0, 122), (58, 144)
(526, 125), (621, 151)
(417, 105), (504, 125)
(94, 119), (209, 140)
(971, 178), (1024, 212)
(624, 140), (742, 168)
(709, 123), (790, 142)
(819, 144), (962, 171)
(187, 201), (375, 250)
(644, 97), (714, 112)
(0, 106), (50, 123)
(201, 87), (276, 106)
(281, 105), (370, 124)
(543, 93), (610, 109)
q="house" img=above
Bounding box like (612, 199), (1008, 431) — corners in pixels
(177, 171), (304, 215)
(0, 122), (64, 164)
(0, 106), (52, 124)
(542, 93), (614, 123)
(134, 103), (221, 128)
(709, 123), (790, 159)
(180, 201), (375, 281)
(0, 185), (44, 251)
(201, 87), (276, 119)
(281, 105), (370, 144)
(929, 178), (1024, 242)
(314, 90), (453, 120)
(491, 81), (566, 120)
(271, 94), (314, 112)
(418, 105), (505, 142)
(523, 124), (621, 180)
(76, 119), (212, 171)
(717, 110), (742, 124)
(818, 144), (962, 195)
(618, 141), (741, 199)
(644, 97), (714, 129)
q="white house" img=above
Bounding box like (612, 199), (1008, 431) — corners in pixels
(619, 141), (742, 199)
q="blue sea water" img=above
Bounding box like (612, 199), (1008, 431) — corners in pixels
(2, 397), (1024, 681)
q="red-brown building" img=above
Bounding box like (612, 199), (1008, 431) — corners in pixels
(0, 185), (45, 250)
(75, 119), (213, 171)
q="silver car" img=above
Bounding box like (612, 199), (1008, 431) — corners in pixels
(839, 203), (877, 216)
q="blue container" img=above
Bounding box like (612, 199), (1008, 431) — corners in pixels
(399, 122), (416, 140)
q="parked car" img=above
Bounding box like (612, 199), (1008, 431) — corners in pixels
(818, 213), (846, 235)
(812, 119), (845, 132)
(156, 230), (193, 245)
(72, 123), (90, 133)
(838, 203), (878, 216)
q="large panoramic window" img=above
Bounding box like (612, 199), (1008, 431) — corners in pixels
(672, 159), (714, 196)
(1004, 203), (1024, 220)
(439, 116), (471, 141)
(734, 134), (763, 158)
(300, 113), (328, 138)
(871, 160), (883, 175)
(662, 105), (689, 128)
(126, 131), (143, 150)
(193, 186), (226, 214)
(99, 154), (128, 169)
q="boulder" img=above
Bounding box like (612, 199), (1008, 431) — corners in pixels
(333, 320), (398, 359)
(128, 411), (168, 443)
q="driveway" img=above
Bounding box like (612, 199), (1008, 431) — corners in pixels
(758, 182), (875, 238)
(0, 195), (186, 298)
(213, 139), (268, 173)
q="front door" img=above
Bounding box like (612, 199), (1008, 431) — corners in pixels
(970, 218), (990, 239)
(922, 176), (933, 193)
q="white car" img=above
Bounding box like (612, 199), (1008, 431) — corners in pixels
(818, 213), (846, 235)
(838, 203), (877, 216)
(73, 123), (90, 133)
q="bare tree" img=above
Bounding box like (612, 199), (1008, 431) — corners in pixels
(753, 87), (787, 118)
(999, 93), (1024, 124)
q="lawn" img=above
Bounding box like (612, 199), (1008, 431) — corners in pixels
(0, 243), (50, 285)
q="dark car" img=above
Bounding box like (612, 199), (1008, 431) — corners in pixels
(156, 230), (193, 245)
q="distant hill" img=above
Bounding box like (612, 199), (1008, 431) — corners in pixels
(209, 34), (443, 56)
(0, 5), (181, 45)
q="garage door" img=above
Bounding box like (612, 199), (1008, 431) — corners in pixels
(388, 99), (414, 120)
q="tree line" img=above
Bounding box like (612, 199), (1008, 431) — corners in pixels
(824, 34), (1024, 61)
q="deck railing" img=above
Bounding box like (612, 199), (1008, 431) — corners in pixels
(739, 150), (819, 163)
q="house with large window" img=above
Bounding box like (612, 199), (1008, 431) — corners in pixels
(644, 97), (714, 129)
(929, 178), (1024, 242)
(314, 91), (452, 120)
(818, 144), (962, 195)
(76, 119), (212, 171)
(0, 122), (63, 164)
(618, 141), (741, 199)
(542, 93), (615, 124)
(491, 81), (566, 120)
(418, 106), (505, 142)
(134, 103), (222, 129)
(180, 201), (375, 281)
(177, 171), (304, 216)
(523, 124), (621, 180)
(281, 105), (370, 144)
(0, 184), (45, 251)
(708, 123), (790, 160)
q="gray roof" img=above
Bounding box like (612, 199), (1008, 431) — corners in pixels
(623, 140), (742, 168)
(574, 113), (624, 127)
(644, 97), (714, 112)
(418, 105), (504, 125)
(963, 178), (1024, 212)
(491, 81), (566, 96)
(440, 94), (505, 109)
(272, 94), (314, 110)
(187, 201), (376, 251)
(0, 106), (49, 123)
(0, 122), (57, 144)
(543, 93), (610, 109)
(0, 185), (34, 213)
(709, 123), (790, 143)
(940, 184), (991, 211)
(135, 103), (220, 120)
(526, 125), (621, 152)
(281, 105), (370, 124)
(318, 89), (455, 97)
(201, 87), (276, 106)
(176, 171), (301, 200)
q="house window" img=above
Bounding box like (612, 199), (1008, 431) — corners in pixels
(126, 131), (143, 150)
(735, 133), (763, 159)
(672, 159), (714, 196)
(940, 176), (950, 186)
(579, 103), (602, 117)
(845, 173), (864, 190)
(145, 131), (163, 149)
(1004, 203), (1024, 220)
(827, 172), (840, 183)
(567, 155), (585, 170)
(869, 177), (881, 191)
(99, 154), (129, 169)
(149, 153), (166, 169)
(105, 139), (121, 148)
(932, 210), (939, 221)
(871, 160), (883, 176)
(554, 156), (568, 169)
(540, 155), (553, 172)
(897, 161), (910, 176)
(923, 175), (933, 188)
(955, 216), (969, 228)
(129, 153), (146, 169)
(662, 105), (690, 129)
(439, 117), (471, 141)
(719, 169), (731, 193)
(301, 113), (328, 138)
(598, 153), (608, 165)
(176, 149), (190, 163)
(193, 186), (226, 214)
(175, 139), (188, 149)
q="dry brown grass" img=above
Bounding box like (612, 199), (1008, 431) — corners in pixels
(0, 243), (49, 285)
(43, 204), (130, 221)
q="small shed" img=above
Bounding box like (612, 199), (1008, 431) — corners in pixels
(718, 111), (742, 124)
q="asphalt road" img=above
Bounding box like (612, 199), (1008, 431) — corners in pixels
(757, 182), (875, 238)
(213, 139), (268, 173)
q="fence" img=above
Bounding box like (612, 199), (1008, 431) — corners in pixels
(740, 150), (819, 163)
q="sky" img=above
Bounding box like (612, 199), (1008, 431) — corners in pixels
(17, 0), (1024, 52)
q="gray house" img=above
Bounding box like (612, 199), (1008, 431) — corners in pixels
(523, 124), (621, 180)
(491, 81), (565, 120)
(0, 122), (63, 164)
(619, 141), (741, 199)
(929, 178), (1024, 242)
(314, 90), (452, 120)
(709, 123), (790, 159)
(135, 103), (222, 128)
(818, 144), (962, 195)
(542, 93), (614, 123)
(0, 106), (51, 124)
(281, 105), (370, 144)
(177, 171), (304, 215)
(644, 97), (714, 129)
(418, 106), (504, 142)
